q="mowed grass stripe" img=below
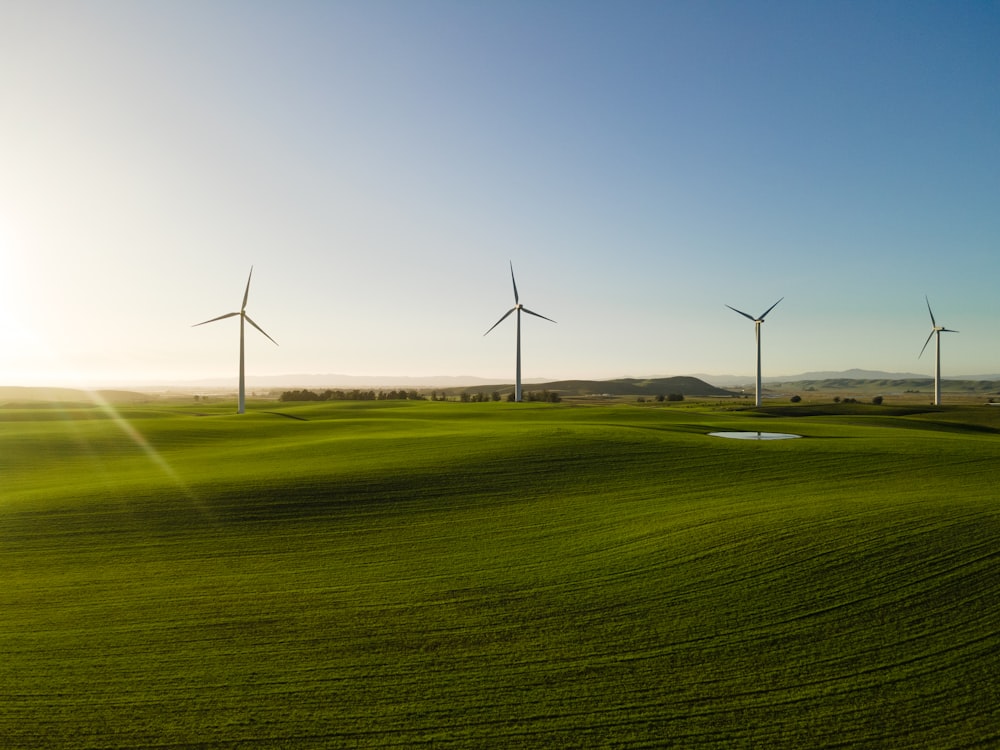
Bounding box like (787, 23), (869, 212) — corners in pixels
(2, 400), (999, 747)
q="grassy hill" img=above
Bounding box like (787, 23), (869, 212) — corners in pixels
(439, 375), (736, 398)
(2, 399), (999, 747)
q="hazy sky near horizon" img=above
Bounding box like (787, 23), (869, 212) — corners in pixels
(2, 1), (998, 387)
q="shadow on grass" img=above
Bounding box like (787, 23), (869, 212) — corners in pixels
(262, 411), (310, 421)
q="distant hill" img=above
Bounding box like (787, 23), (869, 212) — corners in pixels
(439, 376), (737, 398)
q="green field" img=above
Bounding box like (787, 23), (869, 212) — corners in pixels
(2, 398), (999, 748)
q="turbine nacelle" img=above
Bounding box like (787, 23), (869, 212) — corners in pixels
(726, 297), (782, 324)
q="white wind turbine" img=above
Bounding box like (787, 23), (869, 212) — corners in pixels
(919, 296), (958, 406)
(726, 298), (783, 407)
(193, 266), (278, 414)
(484, 262), (556, 402)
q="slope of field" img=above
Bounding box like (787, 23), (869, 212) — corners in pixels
(2, 400), (999, 747)
(0, 386), (152, 407)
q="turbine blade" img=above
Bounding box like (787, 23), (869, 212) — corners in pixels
(521, 307), (556, 324)
(759, 297), (783, 320)
(925, 296), (936, 327)
(244, 314), (278, 345)
(242, 266), (254, 311)
(918, 330), (935, 358)
(726, 304), (756, 322)
(484, 308), (516, 336)
(942, 327), (959, 333)
(509, 261), (519, 304)
(193, 311), (240, 327)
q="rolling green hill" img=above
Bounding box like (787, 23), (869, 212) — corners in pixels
(2, 400), (999, 747)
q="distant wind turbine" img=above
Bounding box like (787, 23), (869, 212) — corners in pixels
(919, 296), (958, 406)
(193, 266), (278, 414)
(484, 262), (556, 402)
(726, 298), (783, 407)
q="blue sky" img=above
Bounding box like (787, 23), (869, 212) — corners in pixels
(2, 1), (998, 386)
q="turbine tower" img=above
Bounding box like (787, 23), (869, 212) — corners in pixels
(919, 296), (958, 406)
(726, 298), (783, 407)
(484, 262), (556, 402)
(193, 266), (278, 414)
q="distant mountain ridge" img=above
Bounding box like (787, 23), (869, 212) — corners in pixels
(778, 368), (928, 381)
(190, 368), (1000, 390)
(7, 370), (1000, 397)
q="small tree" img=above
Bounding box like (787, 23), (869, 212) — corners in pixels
(872, 395), (884, 405)
(790, 395), (801, 403)
(666, 393), (684, 402)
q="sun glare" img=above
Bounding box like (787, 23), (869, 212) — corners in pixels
(81, 389), (198, 502)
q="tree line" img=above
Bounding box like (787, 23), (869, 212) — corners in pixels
(458, 390), (561, 403)
(277, 388), (562, 403)
(278, 389), (427, 402)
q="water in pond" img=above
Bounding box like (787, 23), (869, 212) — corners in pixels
(709, 431), (802, 440)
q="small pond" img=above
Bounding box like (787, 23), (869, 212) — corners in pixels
(708, 431), (802, 440)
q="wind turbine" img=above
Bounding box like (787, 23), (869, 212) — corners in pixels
(726, 297), (783, 407)
(193, 266), (278, 414)
(484, 262), (556, 402)
(919, 296), (958, 406)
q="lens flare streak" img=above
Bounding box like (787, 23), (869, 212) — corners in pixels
(83, 390), (195, 500)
